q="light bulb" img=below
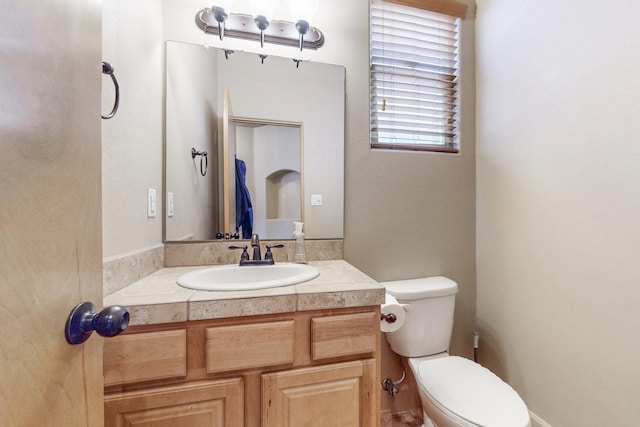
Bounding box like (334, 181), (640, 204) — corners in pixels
(249, 0), (276, 47)
(211, 0), (236, 40)
(288, 0), (318, 50)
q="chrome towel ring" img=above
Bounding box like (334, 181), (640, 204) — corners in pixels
(102, 61), (120, 119)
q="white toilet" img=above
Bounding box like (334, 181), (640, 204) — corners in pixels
(382, 276), (531, 427)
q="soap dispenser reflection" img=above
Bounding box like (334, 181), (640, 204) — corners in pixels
(293, 221), (307, 264)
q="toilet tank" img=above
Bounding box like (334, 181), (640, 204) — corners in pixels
(382, 276), (458, 358)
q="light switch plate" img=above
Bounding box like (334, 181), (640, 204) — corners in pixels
(311, 194), (323, 206)
(147, 188), (157, 218)
(167, 192), (174, 217)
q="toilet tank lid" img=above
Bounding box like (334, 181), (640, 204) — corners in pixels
(382, 276), (458, 300)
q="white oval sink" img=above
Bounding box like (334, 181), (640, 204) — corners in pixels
(177, 263), (320, 291)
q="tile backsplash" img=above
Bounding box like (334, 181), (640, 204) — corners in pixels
(103, 239), (343, 296)
(103, 245), (164, 296)
(164, 239), (343, 267)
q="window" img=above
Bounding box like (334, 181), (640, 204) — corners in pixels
(370, 0), (466, 153)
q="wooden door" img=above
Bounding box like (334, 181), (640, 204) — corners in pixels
(0, 1), (104, 426)
(262, 359), (378, 427)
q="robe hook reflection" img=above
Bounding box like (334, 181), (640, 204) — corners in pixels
(192, 147), (208, 176)
(101, 61), (120, 119)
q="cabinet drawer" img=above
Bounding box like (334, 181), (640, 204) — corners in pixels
(103, 329), (187, 387)
(206, 320), (294, 373)
(311, 312), (377, 360)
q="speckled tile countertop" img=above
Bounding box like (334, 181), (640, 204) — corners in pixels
(104, 260), (385, 326)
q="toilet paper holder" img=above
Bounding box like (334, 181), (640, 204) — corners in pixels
(380, 312), (397, 323)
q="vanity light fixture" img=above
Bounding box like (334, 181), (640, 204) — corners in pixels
(196, 5), (324, 50)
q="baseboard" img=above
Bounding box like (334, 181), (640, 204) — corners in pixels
(530, 410), (553, 427)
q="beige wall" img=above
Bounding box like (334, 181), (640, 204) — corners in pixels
(476, 1), (640, 426)
(102, 0), (164, 258)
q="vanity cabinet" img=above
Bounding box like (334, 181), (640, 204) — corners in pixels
(103, 307), (380, 427)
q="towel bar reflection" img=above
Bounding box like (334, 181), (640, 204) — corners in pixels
(101, 61), (120, 120)
(192, 148), (208, 176)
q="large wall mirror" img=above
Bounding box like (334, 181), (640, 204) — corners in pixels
(165, 41), (345, 242)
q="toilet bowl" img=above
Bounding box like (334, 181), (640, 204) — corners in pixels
(382, 276), (531, 427)
(409, 356), (530, 427)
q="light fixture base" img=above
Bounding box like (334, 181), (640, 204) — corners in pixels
(196, 9), (324, 50)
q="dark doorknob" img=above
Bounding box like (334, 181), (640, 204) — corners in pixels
(65, 302), (129, 345)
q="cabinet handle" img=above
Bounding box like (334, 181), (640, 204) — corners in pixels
(65, 302), (129, 345)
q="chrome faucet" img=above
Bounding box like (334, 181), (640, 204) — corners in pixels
(251, 233), (261, 260)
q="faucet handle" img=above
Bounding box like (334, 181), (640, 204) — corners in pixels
(264, 244), (285, 262)
(229, 245), (249, 263)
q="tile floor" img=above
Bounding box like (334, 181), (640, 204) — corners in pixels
(382, 409), (424, 427)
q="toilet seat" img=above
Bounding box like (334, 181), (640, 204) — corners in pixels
(414, 356), (530, 427)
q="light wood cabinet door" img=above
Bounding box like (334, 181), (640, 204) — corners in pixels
(262, 359), (378, 427)
(104, 378), (244, 427)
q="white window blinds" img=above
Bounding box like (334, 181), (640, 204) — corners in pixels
(370, 0), (461, 152)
